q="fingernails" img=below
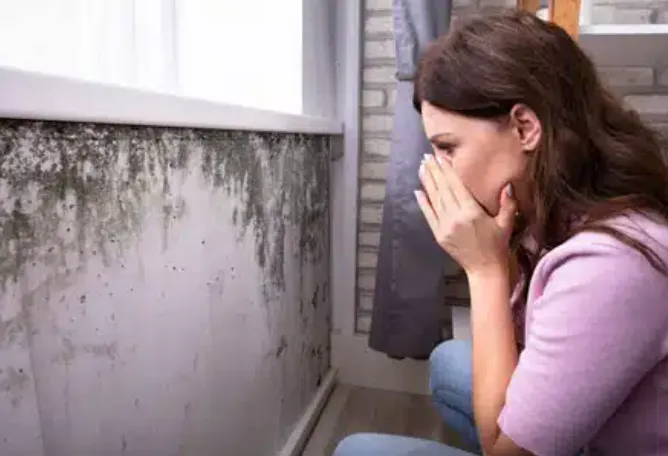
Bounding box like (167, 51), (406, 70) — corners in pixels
(506, 184), (514, 197)
(422, 154), (442, 164)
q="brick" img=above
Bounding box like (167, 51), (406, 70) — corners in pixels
(365, 39), (395, 59)
(615, 8), (654, 24)
(360, 181), (387, 202)
(362, 89), (386, 108)
(365, 0), (392, 12)
(359, 230), (381, 248)
(453, 0), (476, 7)
(360, 205), (384, 224)
(593, 6), (654, 24)
(591, 6), (615, 23)
(363, 114), (393, 133)
(364, 138), (391, 156)
(478, 0), (514, 7)
(365, 15), (393, 35)
(361, 160), (389, 180)
(363, 66), (396, 84)
(658, 68), (668, 86)
(356, 313), (373, 333)
(625, 95), (668, 116)
(599, 67), (654, 88)
(358, 293), (374, 312)
(358, 271), (376, 291)
(387, 87), (397, 110)
(358, 250), (379, 269)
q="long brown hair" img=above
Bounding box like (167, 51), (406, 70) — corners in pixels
(413, 10), (668, 300)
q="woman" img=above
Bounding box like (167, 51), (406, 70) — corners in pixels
(335, 10), (668, 456)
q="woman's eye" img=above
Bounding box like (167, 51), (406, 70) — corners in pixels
(435, 143), (455, 156)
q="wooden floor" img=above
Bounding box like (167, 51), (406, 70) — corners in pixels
(301, 384), (471, 456)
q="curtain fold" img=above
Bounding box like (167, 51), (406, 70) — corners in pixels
(369, 0), (457, 360)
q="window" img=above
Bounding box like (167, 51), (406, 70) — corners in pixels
(0, 0), (315, 116)
(0, 0), (139, 87)
(176, 0), (303, 114)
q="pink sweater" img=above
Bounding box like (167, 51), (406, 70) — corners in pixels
(498, 213), (668, 456)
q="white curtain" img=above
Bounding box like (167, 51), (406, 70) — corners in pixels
(0, 0), (303, 114)
(175, 0), (303, 114)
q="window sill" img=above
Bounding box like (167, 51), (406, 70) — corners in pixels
(0, 66), (343, 135)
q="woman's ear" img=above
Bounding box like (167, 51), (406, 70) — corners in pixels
(510, 104), (541, 152)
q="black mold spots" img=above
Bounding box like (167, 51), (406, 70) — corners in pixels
(52, 337), (118, 364)
(83, 342), (118, 361)
(275, 335), (288, 358)
(0, 120), (332, 367)
(0, 366), (30, 408)
(198, 131), (330, 292)
(0, 121), (330, 298)
(310, 285), (319, 309)
(0, 121), (193, 299)
(0, 314), (28, 350)
(0, 121), (329, 299)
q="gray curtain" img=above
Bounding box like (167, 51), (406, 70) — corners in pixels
(369, 0), (455, 360)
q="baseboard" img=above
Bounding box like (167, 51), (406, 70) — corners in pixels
(331, 333), (430, 395)
(278, 368), (338, 456)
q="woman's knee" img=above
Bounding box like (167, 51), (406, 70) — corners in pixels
(333, 433), (469, 456)
(332, 433), (396, 456)
(332, 434), (368, 456)
(429, 339), (473, 398)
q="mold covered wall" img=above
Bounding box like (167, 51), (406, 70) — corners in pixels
(0, 120), (331, 456)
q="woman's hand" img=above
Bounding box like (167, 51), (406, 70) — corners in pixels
(415, 154), (517, 278)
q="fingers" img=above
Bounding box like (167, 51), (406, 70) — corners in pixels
(495, 183), (518, 233)
(414, 190), (439, 235)
(421, 155), (457, 212)
(419, 158), (447, 217)
(433, 156), (478, 208)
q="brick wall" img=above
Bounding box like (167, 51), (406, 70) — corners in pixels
(356, 0), (668, 334)
(593, 0), (668, 24)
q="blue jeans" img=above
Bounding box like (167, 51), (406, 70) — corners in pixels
(333, 434), (477, 456)
(429, 339), (481, 453)
(332, 340), (479, 456)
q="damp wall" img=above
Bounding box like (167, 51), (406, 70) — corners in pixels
(0, 120), (332, 456)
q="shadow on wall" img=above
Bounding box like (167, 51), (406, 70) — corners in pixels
(0, 121), (332, 456)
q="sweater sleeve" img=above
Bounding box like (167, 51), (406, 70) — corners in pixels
(498, 235), (668, 456)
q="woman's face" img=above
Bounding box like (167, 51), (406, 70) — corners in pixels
(420, 101), (540, 217)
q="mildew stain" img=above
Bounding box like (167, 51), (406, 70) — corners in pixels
(275, 335), (288, 358)
(0, 120), (331, 350)
(0, 122), (329, 290)
(197, 131), (330, 291)
(0, 122), (189, 297)
(0, 366), (30, 408)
